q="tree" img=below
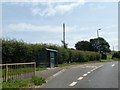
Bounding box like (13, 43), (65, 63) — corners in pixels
(90, 37), (110, 53)
(75, 41), (92, 51)
(75, 37), (110, 53)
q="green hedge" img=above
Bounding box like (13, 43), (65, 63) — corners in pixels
(68, 50), (100, 62)
(2, 39), (100, 64)
(112, 51), (120, 59)
(101, 53), (107, 59)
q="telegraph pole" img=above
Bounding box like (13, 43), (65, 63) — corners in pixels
(61, 23), (67, 48)
(63, 23), (65, 46)
(62, 23), (66, 48)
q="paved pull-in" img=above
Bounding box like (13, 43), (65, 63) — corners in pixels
(42, 61), (118, 88)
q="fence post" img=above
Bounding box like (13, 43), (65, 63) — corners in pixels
(6, 65), (8, 82)
(34, 62), (36, 76)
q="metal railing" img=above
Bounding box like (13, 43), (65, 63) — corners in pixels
(0, 62), (36, 82)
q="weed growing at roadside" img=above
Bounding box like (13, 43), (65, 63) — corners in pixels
(31, 76), (46, 86)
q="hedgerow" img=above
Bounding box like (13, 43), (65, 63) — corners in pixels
(112, 51), (120, 59)
(2, 38), (100, 64)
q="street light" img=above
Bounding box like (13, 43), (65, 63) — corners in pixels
(97, 28), (101, 38)
(97, 28), (101, 60)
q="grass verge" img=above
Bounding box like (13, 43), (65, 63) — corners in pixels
(100, 59), (110, 62)
(2, 79), (30, 89)
(2, 76), (46, 89)
(58, 61), (97, 67)
(58, 60), (111, 67)
(31, 76), (46, 86)
(58, 62), (81, 67)
(36, 68), (47, 71)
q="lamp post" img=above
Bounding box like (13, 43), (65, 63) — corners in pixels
(97, 28), (101, 39)
(97, 28), (101, 60)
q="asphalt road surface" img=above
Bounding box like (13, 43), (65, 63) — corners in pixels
(42, 61), (118, 88)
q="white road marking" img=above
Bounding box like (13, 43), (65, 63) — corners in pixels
(87, 71), (91, 74)
(99, 65), (103, 67)
(83, 74), (88, 77)
(86, 66), (91, 68)
(94, 65), (103, 69)
(91, 66), (95, 68)
(78, 77), (83, 80)
(112, 64), (115, 67)
(69, 82), (77, 86)
(86, 66), (97, 68)
(91, 70), (93, 72)
(53, 69), (65, 77)
(92, 68), (96, 71)
(96, 67), (98, 69)
(72, 65), (82, 69)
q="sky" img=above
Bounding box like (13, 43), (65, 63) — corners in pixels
(1, 0), (118, 51)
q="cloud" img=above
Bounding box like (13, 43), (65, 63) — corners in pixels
(4, 23), (76, 33)
(85, 0), (118, 2)
(31, 2), (85, 16)
(2, 0), (86, 3)
(88, 3), (107, 11)
(3, 1), (117, 16)
(2, 0), (119, 3)
(2, 1), (85, 16)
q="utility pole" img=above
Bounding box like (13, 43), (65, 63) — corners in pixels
(62, 23), (67, 48)
(63, 23), (65, 46)
(61, 23), (68, 48)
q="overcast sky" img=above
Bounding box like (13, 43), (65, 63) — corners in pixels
(1, 0), (118, 51)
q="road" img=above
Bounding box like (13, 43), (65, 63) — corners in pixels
(42, 61), (118, 88)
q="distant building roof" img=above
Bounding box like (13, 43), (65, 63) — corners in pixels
(45, 48), (58, 52)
